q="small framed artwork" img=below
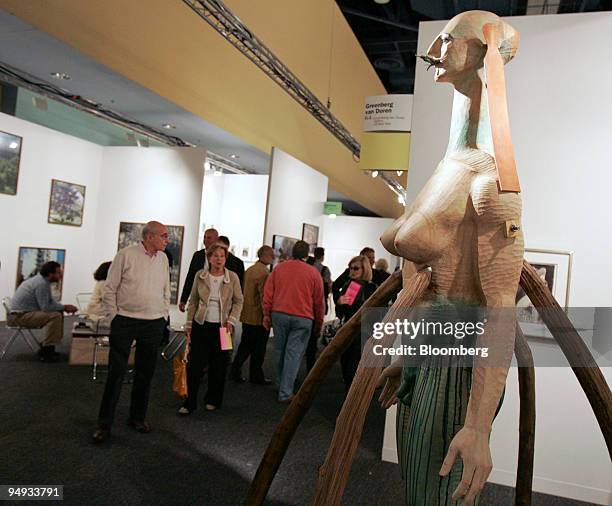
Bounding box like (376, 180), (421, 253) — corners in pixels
(516, 249), (573, 339)
(272, 234), (299, 267)
(16, 246), (66, 300)
(48, 179), (86, 226)
(240, 243), (252, 261)
(117, 221), (185, 305)
(302, 223), (319, 254)
(0, 130), (23, 195)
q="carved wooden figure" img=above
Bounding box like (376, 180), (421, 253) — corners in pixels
(248, 10), (611, 506)
(376, 11), (523, 506)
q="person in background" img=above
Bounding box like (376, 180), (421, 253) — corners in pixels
(263, 240), (324, 403)
(332, 247), (376, 301)
(217, 235), (245, 288)
(335, 255), (376, 392)
(305, 247), (332, 371)
(179, 243), (243, 414)
(230, 245), (274, 384)
(92, 221), (170, 443)
(7, 261), (78, 362)
(179, 227), (219, 312)
(84, 261), (112, 322)
(374, 258), (391, 284)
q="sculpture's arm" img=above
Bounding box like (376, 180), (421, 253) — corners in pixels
(441, 177), (523, 505)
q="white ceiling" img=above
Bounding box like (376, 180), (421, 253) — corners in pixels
(0, 10), (270, 173)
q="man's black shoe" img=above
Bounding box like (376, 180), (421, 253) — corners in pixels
(92, 427), (111, 444)
(127, 419), (152, 433)
(38, 348), (60, 362)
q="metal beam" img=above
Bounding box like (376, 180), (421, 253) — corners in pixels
(0, 61), (188, 146)
(340, 7), (418, 32)
(182, 0), (360, 157)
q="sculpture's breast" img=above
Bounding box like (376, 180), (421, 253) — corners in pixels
(394, 158), (475, 264)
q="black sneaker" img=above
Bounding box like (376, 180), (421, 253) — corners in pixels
(38, 348), (60, 362)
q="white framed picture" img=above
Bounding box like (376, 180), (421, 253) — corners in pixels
(239, 243), (252, 261)
(516, 249), (573, 339)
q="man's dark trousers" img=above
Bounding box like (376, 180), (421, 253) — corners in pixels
(231, 323), (269, 382)
(98, 315), (165, 428)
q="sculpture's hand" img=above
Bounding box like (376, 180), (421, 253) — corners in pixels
(440, 427), (493, 505)
(376, 365), (402, 409)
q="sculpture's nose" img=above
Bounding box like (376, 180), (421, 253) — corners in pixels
(426, 35), (442, 59)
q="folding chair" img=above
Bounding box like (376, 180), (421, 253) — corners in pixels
(75, 292), (93, 313)
(1, 298), (42, 360)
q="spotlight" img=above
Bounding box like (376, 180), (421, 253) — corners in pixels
(8, 141), (19, 150)
(213, 167), (223, 177)
(204, 161), (211, 171)
(162, 123), (176, 129)
(50, 72), (71, 80)
(396, 170), (404, 176)
(397, 195), (406, 205)
(229, 154), (239, 159)
(371, 170), (379, 178)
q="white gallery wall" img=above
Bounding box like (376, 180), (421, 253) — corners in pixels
(0, 112), (207, 317)
(319, 216), (396, 282)
(200, 172), (268, 264)
(264, 147), (328, 246)
(383, 12), (612, 504)
(0, 113), (103, 307)
(92, 147), (206, 298)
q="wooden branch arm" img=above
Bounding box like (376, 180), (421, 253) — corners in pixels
(514, 324), (535, 506)
(244, 270), (405, 506)
(520, 260), (612, 457)
(311, 269), (432, 506)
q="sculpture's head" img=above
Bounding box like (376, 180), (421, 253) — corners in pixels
(424, 10), (519, 84)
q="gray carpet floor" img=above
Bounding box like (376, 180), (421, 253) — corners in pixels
(0, 319), (596, 506)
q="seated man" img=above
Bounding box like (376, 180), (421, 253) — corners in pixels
(7, 261), (77, 362)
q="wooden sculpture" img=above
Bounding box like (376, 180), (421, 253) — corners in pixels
(316, 11), (524, 506)
(246, 9), (611, 506)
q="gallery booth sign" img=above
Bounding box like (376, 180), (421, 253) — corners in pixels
(360, 94), (412, 173)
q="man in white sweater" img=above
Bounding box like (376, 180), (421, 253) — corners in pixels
(93, 221), (170, 443)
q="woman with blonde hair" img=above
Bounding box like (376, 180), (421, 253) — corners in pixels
(179, 243), (243, 414)
(335, 255), (376, 392)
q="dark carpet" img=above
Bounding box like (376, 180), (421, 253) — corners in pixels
(0, 319), (595, 506)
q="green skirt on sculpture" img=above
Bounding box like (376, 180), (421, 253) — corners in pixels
(396, 359), (476, 506)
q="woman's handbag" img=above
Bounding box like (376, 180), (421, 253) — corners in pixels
(172, 348), (188, 399)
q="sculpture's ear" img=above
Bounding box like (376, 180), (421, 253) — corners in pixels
(483, 23), (521, 193)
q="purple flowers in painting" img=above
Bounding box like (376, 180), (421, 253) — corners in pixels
(48, 179), (86, 226)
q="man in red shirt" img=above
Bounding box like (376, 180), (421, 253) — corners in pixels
(263, 240), (324, 403)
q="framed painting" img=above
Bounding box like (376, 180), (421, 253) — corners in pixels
(302, 223), (319, 254)
(117, 221), (184, 305)
(48, 179), (86, 226)
(0, 130), (23, 195)
(16, 246), (66, 300)
(272, 234), (298, 267)
(239, 243), (252, 261)
(516, 249), (573, 339)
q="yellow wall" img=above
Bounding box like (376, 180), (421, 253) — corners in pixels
(1, 0), (406, 217)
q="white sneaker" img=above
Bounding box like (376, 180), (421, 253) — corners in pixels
(178, 407), (190, 416)
(205, 404), (218, 411)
